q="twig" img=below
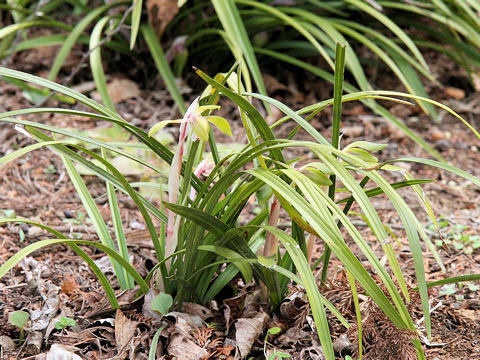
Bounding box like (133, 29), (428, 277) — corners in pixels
(36, 3), (135, 107)
(1, 0), (51, 67)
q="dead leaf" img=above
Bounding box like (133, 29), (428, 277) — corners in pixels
(457, 308), (479, 322)
(166, 316), (209, 359)
(0, 335), (16, 355)
(25, 331), (43, 355)
(275, 327), (309, 347)
(300, 344), (325, 360)
(30, 282), (60, 331)
(147, 0), (179, 38)
(280, 292), (307, 318)
(223, 293), (247, 334)
(46, 344), (82, 360)
(107, 78), (140, 103)
(262, 74), (290, 94)
(444, 86), (465, 99)
(61, 275), (78, 296)
(115, 309), (138, 359)
(341, 125), (364, 138)
(181, 302), (215, 321)
(332, 334), (352, 353)
(168, 333), (209, 360)
(235, 311), (269, 358)
(166, 311), (204, 328)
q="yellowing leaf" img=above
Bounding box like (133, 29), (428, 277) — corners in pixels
(206, 116), (232, 136)
(191, 115), (210, 141)
(148, 119), (183, 137)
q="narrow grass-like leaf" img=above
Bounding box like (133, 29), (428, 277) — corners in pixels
(195, 68), (284, 162)
(248, 167), (407, 329)
(211, 0), (269, 105)
(90, 16), (116, 111)
(0, 20), (70, 40)
(323, 43), (346, 283)
(0, 238), (148, 293)
(102, 148), (134, 289)
(130, 0), (143, 49)
(48, 2), (124, 81)
(347, 270), (363, 359)
(62, 155), (128, 288)
(148, 326), (165, 360)
(346, 0), (429, 71)
(264, 226), (335, 360)
(142, 25), (186, 115)
(0, 218), (119, 308)
(421, 274), (480, 289)
(198, 245), (252, 283)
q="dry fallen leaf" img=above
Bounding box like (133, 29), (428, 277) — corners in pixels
(444, 86), (465, 100)
(107, 78), (140, 104)
(181, 302), (215, 321)
(0, 335), (16, 356)
(46, 344), (82, 360)
(280, 292), (307, 319)
(224, 293), (248, 334)
(235, 311), (269, 358)
(115, 309), (138, 359)
(166, 316), (209, 359)
(147, 0), (179, 38)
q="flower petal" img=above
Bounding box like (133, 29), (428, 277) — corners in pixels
(206, 116), (232, 136)
(191, 115), (210, 142)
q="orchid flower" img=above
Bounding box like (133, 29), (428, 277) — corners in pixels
(148, 97), (230, 267)
(190, 156), (215, 200)
(148, 96), (232, 142)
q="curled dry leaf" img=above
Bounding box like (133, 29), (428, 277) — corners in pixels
(234, 311), (269, 358)
(25, 331), (43, 355)
(181, 302), (215, 321)
(280, 292), (307, 319)
(165, 311), (204, 329)
(143, 288), (163, 320)
(30, 282), (60, 331)
(147, 0), (179, 38)
(332, 334), (352, 353)
(166, 316), (209, 360)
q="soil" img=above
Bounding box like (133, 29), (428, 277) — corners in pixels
(0, 43), (480, 360)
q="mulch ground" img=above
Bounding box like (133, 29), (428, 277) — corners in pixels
(0, 45), (480, 359)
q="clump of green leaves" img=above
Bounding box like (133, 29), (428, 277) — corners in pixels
(0, 45), (479, 360)
(429, 217), (480, 255)
(8, 310), (29, 344)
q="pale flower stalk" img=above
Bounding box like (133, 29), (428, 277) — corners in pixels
(149, 97), (231, 268)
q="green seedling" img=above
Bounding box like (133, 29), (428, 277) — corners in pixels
(8, 310), (29, 345)
(63, 211), (87, 226)
(431, 218), (480, 255)
(263, 327), (291, 360)
(150, 292), (173, 316)
(55, 316), (76, 330)
(44, 164), (57, 180)
(0, 209), (16, 218)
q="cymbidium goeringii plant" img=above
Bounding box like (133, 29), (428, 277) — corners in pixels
(0, 45), (480, 359)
